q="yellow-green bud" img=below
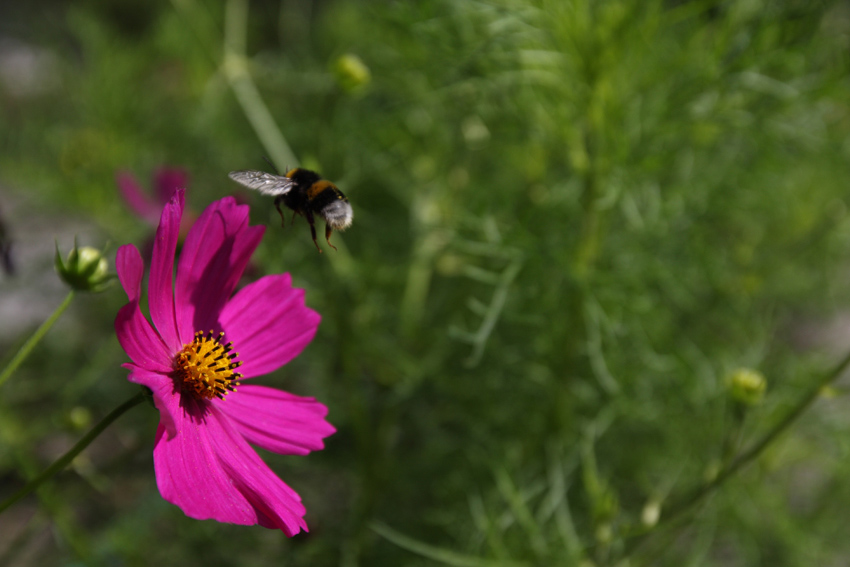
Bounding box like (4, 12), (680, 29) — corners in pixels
(55, 241), (114, 292)
(703, 459), (721, 483)
(594, 523), (612, 544)
(68, 406), (92, 431)
(727, 368), (767, 406)
(641, 499), (661, 528)
(332, 53), (371, 93)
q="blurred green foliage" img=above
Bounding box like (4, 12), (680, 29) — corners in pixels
(2, 0), (850, 565)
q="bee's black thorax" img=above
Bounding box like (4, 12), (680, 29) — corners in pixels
(278, 168), (318, 213)
(286, 168), (322, 188)
(279, 168), (348, 215)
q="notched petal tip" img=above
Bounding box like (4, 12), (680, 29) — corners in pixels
(154, 410), (309, 534)
(219, 385), (336, 456)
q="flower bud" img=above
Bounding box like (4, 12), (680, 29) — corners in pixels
(594, 522), (612, 544)
(55, 241), (114, 292)
(641, 499), (661, 528)
(727, 368), (767, 406)
(332, 53), (371, 93)
(68, 406), (92, 431)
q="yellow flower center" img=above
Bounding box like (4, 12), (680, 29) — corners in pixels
(173, 330), (243, 401)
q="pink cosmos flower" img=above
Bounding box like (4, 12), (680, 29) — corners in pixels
(114, 189), (334, 535)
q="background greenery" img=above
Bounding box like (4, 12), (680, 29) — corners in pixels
(2, 0), (850, 565)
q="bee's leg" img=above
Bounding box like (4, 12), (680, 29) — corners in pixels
(274, 197), (286, 227)
(305, 211), (323, 253)
(325, 224), (338, 251)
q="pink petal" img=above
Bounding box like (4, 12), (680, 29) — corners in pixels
(154, 168), (188, 205)
(215, 385), (335, 455)
(219, 274), (320, 379)
(116, 171), (161, 225)
(115, 303), (173, 374)
(149, 189), (184, 352)
(174, 197), (264, 339)
(123, 364), (180, 436)
(116, 244), (144, 303)
(153, 405), (308, 535)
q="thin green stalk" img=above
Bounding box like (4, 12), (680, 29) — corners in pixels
(624, 348), (850, 559)
(0, 391), (146, 515)
(372, 522), (530, 567)
(0, 291), (74, 389)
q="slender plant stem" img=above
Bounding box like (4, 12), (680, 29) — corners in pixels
(624, 347), (850, 558)
(0, 391), (147, 515)
(0, 291), (74, 389)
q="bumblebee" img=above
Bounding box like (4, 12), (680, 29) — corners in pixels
(228, 167), (353, 252)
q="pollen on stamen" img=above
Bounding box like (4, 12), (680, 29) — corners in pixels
(173, 330), (243, 401)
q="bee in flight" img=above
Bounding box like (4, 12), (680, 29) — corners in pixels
(228, 167), (353, 253)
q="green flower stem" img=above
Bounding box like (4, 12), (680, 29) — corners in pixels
(0, 391), (146, 515)
(625, 347), (850, 558)
(0, 291), (74, 389)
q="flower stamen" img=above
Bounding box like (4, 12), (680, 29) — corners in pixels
(173, 330), (243, 400)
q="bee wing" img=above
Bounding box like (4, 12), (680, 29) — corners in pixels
(228, 170), (294, 196)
